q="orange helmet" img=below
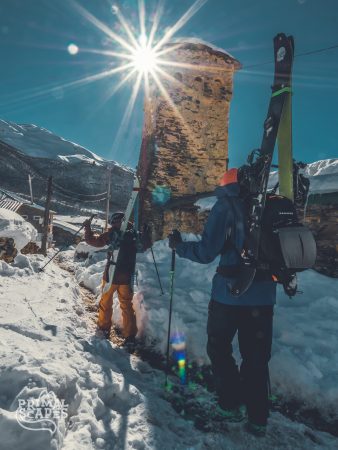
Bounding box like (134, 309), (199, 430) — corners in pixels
(219, 168), (238, 186)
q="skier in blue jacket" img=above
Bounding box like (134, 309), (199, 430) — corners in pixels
(168, 168), (276, 436)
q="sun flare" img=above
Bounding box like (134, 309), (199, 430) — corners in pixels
(65, 0), (207, 156)
(131, 35), (159, 74)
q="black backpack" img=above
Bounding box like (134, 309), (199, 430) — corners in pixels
(223, 194), (317, 296)
(259, 194), (317, 291)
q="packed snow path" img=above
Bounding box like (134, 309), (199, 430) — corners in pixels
(0, 253), (337, 449)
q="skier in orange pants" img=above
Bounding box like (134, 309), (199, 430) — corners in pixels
(83, 212), (151, 343)
(98, 283), (137, 339)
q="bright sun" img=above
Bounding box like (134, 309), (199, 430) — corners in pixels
(67, 0), (207, 153)
(131, 35), (159, 74)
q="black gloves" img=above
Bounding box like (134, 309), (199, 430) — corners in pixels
(82, 219), (92, 228)
(168, 229), (182, 249)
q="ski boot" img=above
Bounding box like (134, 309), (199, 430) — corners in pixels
(244, 421), (267, 437)
(214, 404), (246, 423)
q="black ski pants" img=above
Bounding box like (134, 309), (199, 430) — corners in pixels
(207, 300), (274, 426)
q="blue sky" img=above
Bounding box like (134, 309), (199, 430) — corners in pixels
(0, 0), (337, 169)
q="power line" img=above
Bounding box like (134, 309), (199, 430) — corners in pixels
(244, 43), (338, 70)
(52, 183), (108, 198)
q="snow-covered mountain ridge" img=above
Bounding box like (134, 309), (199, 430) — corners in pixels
(0, 119), (105, 165)
(269, 158), (338, 194)
(0, 119), (134, 215)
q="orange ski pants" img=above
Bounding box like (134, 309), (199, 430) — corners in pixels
(97, 283), (137, 338)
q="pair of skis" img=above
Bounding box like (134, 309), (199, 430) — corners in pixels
(230, 33), (295, 297)
(103, 177), (140, 294)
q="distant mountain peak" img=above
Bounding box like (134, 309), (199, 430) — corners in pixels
(0, 119), (105, 164)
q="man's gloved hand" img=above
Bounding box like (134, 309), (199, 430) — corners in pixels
(168, 229), (182, 249)
(82, 219), (92, 228)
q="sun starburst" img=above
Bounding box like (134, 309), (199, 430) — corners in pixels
(131, 34), (159, 74)
(6, 0), (205, 159)
(67, 0), (208, 157)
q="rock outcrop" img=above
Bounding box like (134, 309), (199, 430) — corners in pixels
(137, 41), (241, 239)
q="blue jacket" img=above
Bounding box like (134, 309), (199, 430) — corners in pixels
(176, 183), (276, 306)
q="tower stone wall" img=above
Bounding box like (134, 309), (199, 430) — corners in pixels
(137, 41), (241, 239)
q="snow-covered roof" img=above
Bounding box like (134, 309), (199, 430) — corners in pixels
(0, 207), (38, 249)
(53, 219), (84, 234)
(0, 207), (24, 222)
(0, 188), (51, 212)
(55, 215), (105, 229)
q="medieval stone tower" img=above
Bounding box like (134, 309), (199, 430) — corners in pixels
(137, 41), (241, 238)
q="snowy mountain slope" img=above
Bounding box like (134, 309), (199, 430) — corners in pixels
(0, 121), (134, 215)
(268, 158), (338, 195)
(304, 158), (338, 176)
(1, 252), (337, 449)
(0, 119), (105, 163)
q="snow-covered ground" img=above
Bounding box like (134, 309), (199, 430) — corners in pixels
(1, 250), (338, 449)
(75, 238), (338, 422)
(0, 208), (37, 250)
(1, 200), (338, 450)
(0, 254), (207, 450)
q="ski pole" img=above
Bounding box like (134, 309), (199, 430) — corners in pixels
(165, 247), (176, 388)
(39, 214), (96, 272)
(150, 247), (164, 295)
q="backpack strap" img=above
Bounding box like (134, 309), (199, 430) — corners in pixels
(221, 196), (277, 283)
(220, 195), (245, 259)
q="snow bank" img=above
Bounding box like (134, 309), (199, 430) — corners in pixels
(0, 208), (38, 250)
(1, 253), (337, 448)
(76, 237), (338, 418)
(0, 255), (221, 450)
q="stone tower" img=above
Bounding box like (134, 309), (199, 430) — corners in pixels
(137, 41), (241, 238)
